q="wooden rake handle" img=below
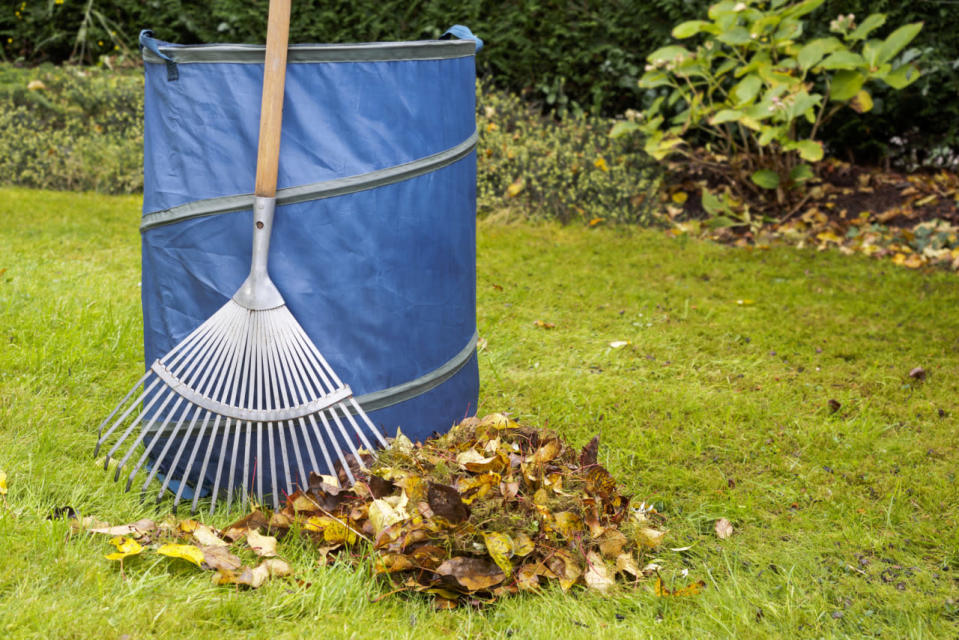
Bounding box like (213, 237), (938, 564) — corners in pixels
(254, 0), (292, 198)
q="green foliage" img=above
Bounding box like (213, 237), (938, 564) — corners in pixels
(0, 64), (659, 226)
(0, 64), (142, 193)
(613, 0), (922, 214)
(476, 80), (660, 225)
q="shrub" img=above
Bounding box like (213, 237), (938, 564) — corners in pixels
(0, 64), (142, 193)
(0, 64), (661, 226)
(476, 80), (661, 225)
(612, 0), (922, 220)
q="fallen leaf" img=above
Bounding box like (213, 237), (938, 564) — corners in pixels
(608, 340), (630, 349)
(909, 366), (926, 380)
(200, 545), (243, 571)
(157, 543), (205, 568)
(714, 518), (734, 540)
(90, 519), (156, 539)
(505, 177), (525, 198)
(615, 553), (641, 578)
(246, 529), (278, 557)
(635, 527), (666, 549)
(532, 320), (555, 329)
(0, 471), (6, 496)
(104, 536), (144, 561)
(483, 532), (514, 577)
(426, 483), (470, 523)
(584, 552), (614, 592)
(655, 575), (706, 597)
(828, 398), (841, 414)
(222, 510), (270, 541)
(579, 435), (600, 467)
(213, 558), (291, 589)
(192, 524), (229, 547)
(435, 557), (505, 592)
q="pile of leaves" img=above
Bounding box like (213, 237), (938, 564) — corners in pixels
(663, 160), (959, 271)
(264, 413), (668, 607)
(78, 415), (680, 607)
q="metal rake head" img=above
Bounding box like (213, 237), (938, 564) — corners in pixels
(95, 300), (388, 514)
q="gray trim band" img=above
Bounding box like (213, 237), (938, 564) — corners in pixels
(355, 330), (478, 413)
(143, 40), (475, 65)
(140, 128), (478, 231)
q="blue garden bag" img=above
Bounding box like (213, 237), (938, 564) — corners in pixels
(138, 29), (480, 493)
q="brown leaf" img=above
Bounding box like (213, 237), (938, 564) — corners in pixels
(529, 439), (561, 465)
(635, 527), (666, 549)
(374, 553), (417, 574)
(222, 510), (270, 542)
(615, 553), (641, 579)
(579, 435), (600, 467)
(200, 545), (243, 571)
(598, 529), (629, 558)
(426, 483), (470, 524)
(367, 474), (395, 499)
(828, 398), (841, 414)
(435, 557), (505, 592)
(90, 519), (156, 540)
(546, 550), (582, 591)
(909, 366), (926, 380)
(714, 518), (734, 540)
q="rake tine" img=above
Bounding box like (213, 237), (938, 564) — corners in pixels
(172, 412), (214, 510)
(264, 315), (296, 496)
(351, 397), (389, 448)
(142, 405), (193, 496)
(102, 378), (169, 467)
(96, 377), (161, 459)
(329, 403), (366, 472)
(340, 399), (378, 454)
(191, 414), (223, 514)
(95, 370), (150, 441)
(241, 421), (252, 513)
(320, 409), (354, 486)
(126, 395), (185, 491)
(113, 388), (180, 482)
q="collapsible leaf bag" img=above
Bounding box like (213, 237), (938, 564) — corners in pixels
(137, 30), (480, 490)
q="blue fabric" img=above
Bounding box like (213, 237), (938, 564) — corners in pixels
(140, 35), (479, 490)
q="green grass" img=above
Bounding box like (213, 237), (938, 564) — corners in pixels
(1, 187), (957, 639)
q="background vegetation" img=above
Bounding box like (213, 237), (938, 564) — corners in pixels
(2, 0), (957, 165)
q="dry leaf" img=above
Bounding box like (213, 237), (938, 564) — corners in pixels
(157, 543), (205, 568)
(213, 558), (291, 589)
(584, 552), (614, 592)
(714, 518), (734, 540)
(104, 536), (144, 561)
(435, 557), (505, 592)
(368, 495), (411, 535)
(655, 575), (706, 597)
(200, 545), (243, 571)
(483, 532), (514, 577)
(192, 524), (229, 547)
(91, 519), (156, 540)
(635, 527), (666, 549)
(0, 471), (7, 496)
(246, 529), (278, 557)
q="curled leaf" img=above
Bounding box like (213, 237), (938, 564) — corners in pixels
(246, 529), (278, 557)
(157, 543), (205, 568)
(104, 536), (144, 561)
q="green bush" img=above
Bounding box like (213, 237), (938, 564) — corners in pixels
(476, 80), (660, 225)
(0, 64), (142, 193)
(0, 64), (660, 225)
(2, 0), (957, 163)
(612, 0), (923, 222)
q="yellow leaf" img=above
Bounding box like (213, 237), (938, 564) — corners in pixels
(892, 252), (907, 266)
(390, 427), (414, 454)
(368, 496), (410, 535)
(584, 552), (614, 592)
(816, 230), (842, 244)
(671, 191), (688, 204)
(157, 543), (205, 568)
(635, 527), (666, 549)
(849, 90), (873, 114)
(192, 524), (229, 547)
(594, 157), (609, 172)
(0, 471), (6, 496)
(734, 299), (755, 306)
(505, 177), (525, 198)
(246, 529), (278, 557)
(655, 575), (706, 597)
(551, 511), (583, 538)
(512, 532), (535, 557)
(104, 536), (144, 561)
(588, 217), (604, 227)
(483, 532), (514, 577)
(903, 253), (924, 269)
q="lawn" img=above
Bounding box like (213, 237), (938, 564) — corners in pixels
(0, 187), (957, 639)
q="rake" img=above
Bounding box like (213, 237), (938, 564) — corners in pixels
(94, 0), (388, 514)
